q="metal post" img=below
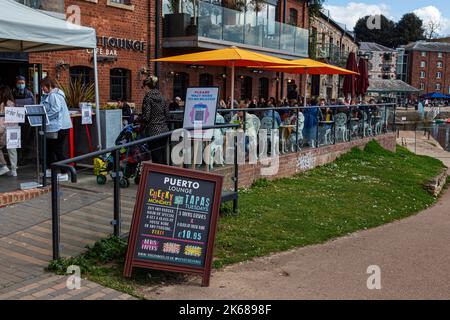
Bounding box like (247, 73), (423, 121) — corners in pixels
(51, 168), (60, 260)
(233, 134), (238, 214)
(113, 149), (121, 237)
(41, 114), (47, 187)
(393, 104), (397, 132)
(295, 107), (299, 151)
(384, 104), (388, 133)
(333, 107), (336, 145)
(315, 109), (319, 148)
(93, 49), (102, 150)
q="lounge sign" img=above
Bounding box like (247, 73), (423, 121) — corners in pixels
(123, 163), (223, 287)
(97, 36), (145, 52)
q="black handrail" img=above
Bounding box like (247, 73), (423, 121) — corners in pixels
(50, 123), (239, 260)
(49, 103), (397, 260)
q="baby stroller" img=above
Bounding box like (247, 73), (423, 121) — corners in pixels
(93, 123), (150, 188)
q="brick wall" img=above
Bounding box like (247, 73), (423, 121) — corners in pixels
(409, 50), (450, 95)
(214, 133), (397, 190)
(29, 0), (152, 107)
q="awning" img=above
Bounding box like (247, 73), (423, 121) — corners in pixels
(0, 0), (96, 52)
(367, 79), (420, 93)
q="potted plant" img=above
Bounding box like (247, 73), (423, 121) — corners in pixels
(58, 77), (95, 109)
(164, 0), (192, 37)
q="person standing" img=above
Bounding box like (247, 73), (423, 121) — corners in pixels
(140, 76), (170, 165)
(0, 86), (18, 176)
(12, 76), (35, 102)
(41, 77), (72, 180)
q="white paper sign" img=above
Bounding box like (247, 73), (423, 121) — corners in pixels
(80, 103), (93, 125)
(6, 127), (21, 149)
(5, 107), (26, 123)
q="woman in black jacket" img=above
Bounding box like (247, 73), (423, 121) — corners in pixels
(141, 76), (170, 164)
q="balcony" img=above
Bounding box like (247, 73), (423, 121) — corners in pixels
(15, 0), (65, 15)
(316, 43), (348, 67)
(162, 0), (309, 59)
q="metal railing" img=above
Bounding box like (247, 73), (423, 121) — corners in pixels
(50, 123), (239, 260)
(163, 0), (309, 56)
(49, 103), (396, 260)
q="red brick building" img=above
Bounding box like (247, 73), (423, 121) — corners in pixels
(2, 0), (311, 109)
(402, 41), (450, 96)
(27, 0), (153, 107)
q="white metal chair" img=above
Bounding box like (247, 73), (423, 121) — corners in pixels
(208, 113), (225, 170)
(334, 112), (348, 143)
(286, 112), (304, 152)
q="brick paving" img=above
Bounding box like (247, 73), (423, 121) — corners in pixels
(0, 177), (137, 300)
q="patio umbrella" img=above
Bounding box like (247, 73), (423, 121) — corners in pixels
(356, 58), (369, 99)
(152, 46), (297, 107)
(422, 92), (450, 100)
(343, 52), (359, 100)
(249, 58), (358, 107)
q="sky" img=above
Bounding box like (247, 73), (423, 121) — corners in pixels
(322, 0), (450, 36)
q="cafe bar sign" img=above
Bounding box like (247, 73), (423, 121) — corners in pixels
(97, 36), (145, 52)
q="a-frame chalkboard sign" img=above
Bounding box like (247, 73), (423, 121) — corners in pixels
(123, 162), (223, 287)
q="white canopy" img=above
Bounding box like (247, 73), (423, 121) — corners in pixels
(0, 0), (102, 148)
(0, 0), (96, 52)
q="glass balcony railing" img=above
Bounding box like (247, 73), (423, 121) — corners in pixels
(163, 0), (309, 56)
(15, 0), (65, 14)
(316, 44), (349, 67)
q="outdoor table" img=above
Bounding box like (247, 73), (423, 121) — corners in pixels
(319, 121), (334, 124)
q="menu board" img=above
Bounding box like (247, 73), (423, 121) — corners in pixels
(124, 163), (223, 287)
(24, 105), (49, 127)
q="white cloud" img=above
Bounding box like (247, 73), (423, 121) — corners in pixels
(323, 2), (391, 31)
(413, 6), (450, 37)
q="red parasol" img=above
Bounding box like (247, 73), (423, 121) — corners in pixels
(343, 52), (358, 99)
(356, 57), (369, 97)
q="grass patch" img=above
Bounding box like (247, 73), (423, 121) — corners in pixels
(48, 141), (445, 297)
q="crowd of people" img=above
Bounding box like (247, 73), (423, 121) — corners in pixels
(0, 76), (72, 180)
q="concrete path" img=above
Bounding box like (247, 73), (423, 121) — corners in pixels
(143, 186), (450, 300)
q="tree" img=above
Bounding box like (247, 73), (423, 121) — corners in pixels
(425, 20), (441, 39)
(394, 13), (425, 46)
(354, 15), (396, 48)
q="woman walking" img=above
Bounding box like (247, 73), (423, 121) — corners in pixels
(41, 77), (72, 180)
(140, 76), (170, 164)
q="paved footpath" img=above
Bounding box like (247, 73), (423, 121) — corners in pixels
(144, 186), (450, 300)
(0, 182), (136, 300)
(141, 136), (450, 300)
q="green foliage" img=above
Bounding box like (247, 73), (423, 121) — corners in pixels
(354, 13), (425, 48)
(58, 77), (95, 108)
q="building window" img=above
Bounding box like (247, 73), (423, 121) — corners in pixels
(420, 71), (426, 79)
(436, 83), (441, 91)
(438, 52), (443, 58)
(437, 61), (443, 68)
(420, 61), (426, 68)
(437, 72), (442, 79)
(109, 0), (131, 4)
(69, 66), (94, 87)
(420, 83), (425, 91)
(421, 51), (426, 57)
(199, 73), (214, 87)
(289, 8), (298, 26)
(258, 77), (269, 100)
(110, 68), (131, 101)
(173, 72), (189, 100)
(240, 76), (252, 100)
